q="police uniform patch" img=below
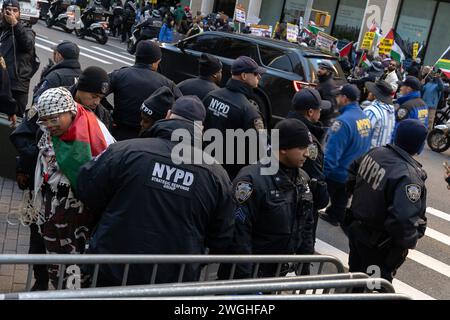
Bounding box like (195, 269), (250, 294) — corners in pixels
(307, 143), (318, 161)
(27, 104), (38, 119)
(330, 120), (342, 133)
(101, 82), (109, 94)
(235, 181), (253, 204)
(405, 184), (421, 203)
(254, 118), (264, 130)
(397, 108), (408, 120)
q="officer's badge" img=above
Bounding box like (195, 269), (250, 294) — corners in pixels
(0, 56), (6, 70)
(27, 104), (38, 119)
(307, 143), (318, 161)
(235, 181), (253, 204)
(406, 184), (421, 203)
(254, 118), (264, 130)
(101, 82), (109, 94)
(330, 120), (342, 133)
(397, 108), (408, 120)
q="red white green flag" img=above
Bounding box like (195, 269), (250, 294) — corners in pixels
(52, 104), (115, 189)
(435, 45), (450, 78)
(384, 29), (405, 63)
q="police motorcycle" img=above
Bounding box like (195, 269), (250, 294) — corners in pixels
(127, 9), (162, 54)
(46, 0), (72, 32)
(74, 4), (109, 44)
(427, 118), (450, 153)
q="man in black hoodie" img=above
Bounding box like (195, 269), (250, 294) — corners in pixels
(286, 88), (330, 245)
(32, 41), (82, 103)
(77, 96), (234, 286)
(315, 61), (338, 126)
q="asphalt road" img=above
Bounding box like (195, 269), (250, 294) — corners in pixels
(28, 20), (450, 299)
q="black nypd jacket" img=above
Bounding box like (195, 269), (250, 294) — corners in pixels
(347, 144), (427, 249)
(224, 161), (314, 278)
(0, 20), (35, 92)
(286, 112), (329, 210)
(107, 63), (182, 129)
(76, 119), (235, 285)
(177, 76), (220, 101)
(32, 59), (82, 103)
(202, 79), (264, 180)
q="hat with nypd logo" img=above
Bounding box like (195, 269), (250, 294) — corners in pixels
(141, 86), (175, 120)
(76, 66), (109, 95)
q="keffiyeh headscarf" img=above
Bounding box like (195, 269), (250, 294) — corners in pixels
(37, 87), (77, 118)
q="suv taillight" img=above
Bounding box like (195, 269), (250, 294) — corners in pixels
(293, 81), (317, 92)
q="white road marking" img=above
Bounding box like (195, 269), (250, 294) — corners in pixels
(76, 45), (132, 65)
(427, 207), (450, 223)
(36, 37), (113, 65)
(91, 46), (135, 61)
(425, 228), (450, 246)
(315, 239), (435, 300)
(408, 250), (450, 278)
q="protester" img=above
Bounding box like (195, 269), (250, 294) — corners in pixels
(32, 87), (114, 287)
(363, 80), (396, 148)
(0, 53), (16, 125)
(421, 70), (444, 129)
(381, 60), (399, 94)
(158, 16), (174, 43)
(315, 61), (339, 127)
(0, 0), (37, 116)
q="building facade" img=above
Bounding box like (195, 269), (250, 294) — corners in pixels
(187, 0), (450, 66)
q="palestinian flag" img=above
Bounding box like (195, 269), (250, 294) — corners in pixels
(339, 41), (353, 58)
(307, 22), (324, 35)
(435, 45), (450, 78)
(52, 104), (115, 190)
(360, 52), (372, 69)
(384, 29), (407, 63)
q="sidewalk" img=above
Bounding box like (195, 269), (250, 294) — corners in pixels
(0, 176), (29, 293)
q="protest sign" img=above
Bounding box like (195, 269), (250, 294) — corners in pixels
(315, 31), (337, 53)
(287, 23), (299, 43)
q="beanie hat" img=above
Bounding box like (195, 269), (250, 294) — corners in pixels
(141, 86), (175, 120)
(2, 0), (20, 10)
(37, 87), (77, 118)
(198, 53), (222, 77)
(135, 40), (162, 64)
(77, 66), (110, 95)
(53, 41), (80, 60)
(394, 119), (428, 155)
(274, 118), (313, 150)
(171, 95), (206, 122)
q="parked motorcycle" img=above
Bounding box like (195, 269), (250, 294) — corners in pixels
(427, 118), (450, 153)
(74, 6), (109, 45)
(434, 99), (450, 126)
(127, 11), (162, 54)
(46, 0), (72, 32)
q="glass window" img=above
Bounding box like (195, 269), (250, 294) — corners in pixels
(216, 38), (259, 60)
(308, 57), (345, 83)
(332, 0), (367, 42)
(423, 2), (450, 65)
(183, 34), (224, 54)
(258, 46), (293, 72)
(282, 0), (308, 24)
(396, 0), (437, 62)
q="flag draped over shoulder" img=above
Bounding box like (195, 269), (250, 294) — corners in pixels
(435, 46), (450, 78)
(52, 105), (115, 190)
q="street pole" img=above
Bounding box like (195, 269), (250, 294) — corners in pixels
(303, 0), (314, 27)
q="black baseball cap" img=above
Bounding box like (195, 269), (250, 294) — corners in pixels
(318, 61), (334, 72)
(231, 56), (266, 75)
(292, 88), (332, 111)
(397, 76), (421, 91)
(332, 84), (360, 101)
(53, 41), (80, 60)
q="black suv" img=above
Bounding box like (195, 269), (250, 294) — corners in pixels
(159, 31), (346, 125)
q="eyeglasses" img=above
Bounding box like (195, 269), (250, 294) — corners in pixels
(36, 115), (62, 127)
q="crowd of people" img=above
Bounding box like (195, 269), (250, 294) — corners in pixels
(1, 0), (450, 293)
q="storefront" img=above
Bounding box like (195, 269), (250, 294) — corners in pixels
(257, 0), (450, 65)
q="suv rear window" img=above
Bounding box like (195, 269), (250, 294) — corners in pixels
(258, 46), (293, 72)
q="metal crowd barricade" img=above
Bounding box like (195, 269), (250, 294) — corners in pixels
(0, 277), (397, 300)
(0, 254), (345, 292)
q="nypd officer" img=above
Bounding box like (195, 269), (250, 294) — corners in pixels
(77, 96), (234, 286)
(219, 119), (315, 279)
(395, 76), (428, 128)
(139, 86), (175, 135)
(286, 88), (331, 244)
(320, 84), (372, 227)
(203, 55), (266, 180)
(346, 119), (428, 283)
